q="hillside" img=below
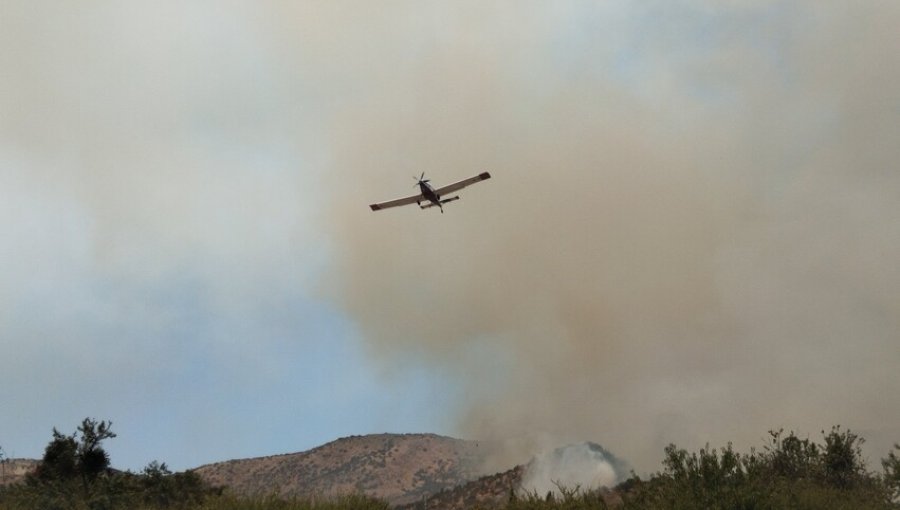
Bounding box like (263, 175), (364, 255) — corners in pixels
(398, 443), (629, 510)
(0, 459), (39, 487)
(398, 464), (623, 510)
(398, 464), (525, 510)
(194, 433), (488, 506)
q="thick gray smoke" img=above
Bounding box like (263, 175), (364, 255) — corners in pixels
(319, 2), (900, 472)
(3, 1), (898, 473)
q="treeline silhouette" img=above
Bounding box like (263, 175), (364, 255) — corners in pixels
(1, 419), (898, 509)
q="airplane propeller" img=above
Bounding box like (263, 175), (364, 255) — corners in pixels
(413, 172), (430, 187)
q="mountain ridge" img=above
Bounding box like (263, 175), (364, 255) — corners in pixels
(1, 433), (534, 508)
(193, 433), (490, 506)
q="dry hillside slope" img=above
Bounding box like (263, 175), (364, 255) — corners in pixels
(194, 433), (487, 506)
(0, 459), (39, 487)
(397, 465), (525, 510)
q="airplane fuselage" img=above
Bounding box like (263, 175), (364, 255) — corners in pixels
(418, 181), (441, 207)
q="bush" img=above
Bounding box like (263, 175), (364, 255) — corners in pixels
(617, 427), (898, 510)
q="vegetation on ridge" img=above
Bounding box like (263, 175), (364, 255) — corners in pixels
(0, 418), (220, 510)
(614, 426), (900, 510)
(2, 419), (899, 509)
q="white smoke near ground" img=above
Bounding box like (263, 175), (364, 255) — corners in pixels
(521, 443), (627, 496)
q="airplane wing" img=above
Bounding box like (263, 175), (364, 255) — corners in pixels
(433, 171), (491, 196)
(369, 192), (424, 211)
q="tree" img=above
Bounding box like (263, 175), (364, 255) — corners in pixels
(75, 418), (116, 482)
(32, 418), (116, 489)
(34, 428), (78, 482)
(822, 426), (867, 489)
(763, 428), (821, 481)
(884, 444), (900, 501)
(8, 418), (220, 510)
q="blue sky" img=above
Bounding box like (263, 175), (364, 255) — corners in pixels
(0, 164), (464, 469)
(0, 1), (470, 470)
(2, 1), (899, 474)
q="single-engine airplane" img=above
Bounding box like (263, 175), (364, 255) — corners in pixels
(369, 171), (491, 213)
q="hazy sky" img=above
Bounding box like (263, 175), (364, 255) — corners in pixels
(2, 1), (899, 475)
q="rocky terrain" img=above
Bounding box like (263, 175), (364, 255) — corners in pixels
(0, 459), (39, 487)
(193, 433), (493, 506)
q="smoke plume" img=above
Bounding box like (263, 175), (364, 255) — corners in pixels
(521, 443), (628, 495)
(319, 2), (900, 472)
(3, 1), (898, 472)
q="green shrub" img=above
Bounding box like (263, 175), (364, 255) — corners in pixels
(617, 427), (898, 510)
